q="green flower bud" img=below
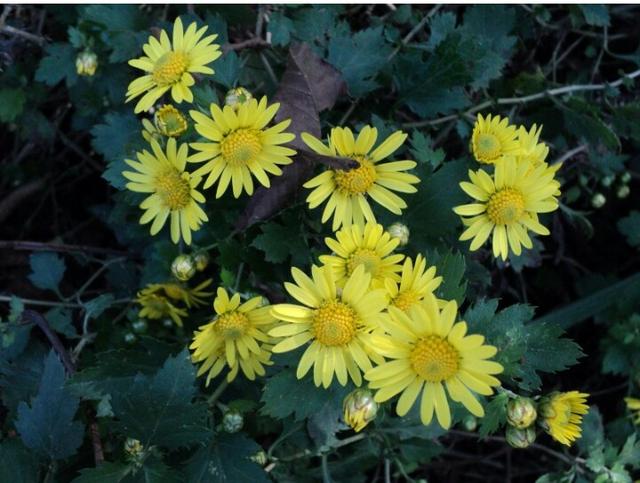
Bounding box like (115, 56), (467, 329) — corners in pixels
(617, 185), (630, 199)
(124, 438), (144, 466)
(225, 87), (253, 111)
(620, 172), (631, 184)
(223, 410), (244, 433)
(387, 222), (410, 246)
(462, 414), (478, 432)
(591, 193), (606, 209)
(171, 254), (197, 281)
(76, 50), (98, 76)
(124, 332), (137, 344)
(343, 389), (378, 432)
(250, 450), (268, 466)
(193, 251), (210, 271)
(132, 320), (148, 334)
(506, 397), (537, 429)
(601, 175), (615, 187)
(162, 318), (173, 328)
(505, 426), (536, 449)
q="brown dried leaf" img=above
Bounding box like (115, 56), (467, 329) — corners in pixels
(236, 43), (348, 230)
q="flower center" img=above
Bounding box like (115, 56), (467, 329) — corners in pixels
(156, 170), (192, 210)
(162, 283), (185, 301)
(486, 188), (525, 225)
(313, 301), (358, 346)
(153, 51), (189, 85)
(155, 105), (188, 137)
(221, 129), (262, 166)
(392, 290), (421, 312)
(334, 156), (377, 195)
(411, 335), (460, 382)
(474, 133), (501, 162)
(215, 311), (250, 340)
(346, 248), (382, 278)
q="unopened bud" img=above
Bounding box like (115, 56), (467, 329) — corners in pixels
(132, 320), (148, 334)
(387, 222), (410, 246)
(223, 410), (244, 433)
(462, 415), (478, 432)
(124, 438), (144, 466)
(250, 450), (268, 466)
(343, 389), (378, 432)
(505, 426), (536, 449)
(601, 175), (615, 187)
(171, 254), (197, 281)
(124, 332), (136, 344)
(162, 318), (173, 328)
(506, 397), (537, 429)
(591, 193), (606, 209)
(225, 87), (252, 111)
(620, 172), (631, 184)
(76, 50), (98, 76)
(193, 251), (210, 271)
(617, 185), (630, 199)
(154, 104), (188, 137)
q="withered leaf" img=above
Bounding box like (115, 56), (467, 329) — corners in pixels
(236, 43), (349, 230)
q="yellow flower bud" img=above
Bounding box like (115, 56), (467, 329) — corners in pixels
(223, 410), (244, 433)
(76, 50), (98, 76)
(224, 87), (253, 111)
(193, 251), (210, 271)
(505, 426), (536, 449)
(343, 389), (378, 432)
(171, 254), (196, 281)
(154, 104), (188, 137)
(387, 222), (410, 246)
(506, 397), (537, 429)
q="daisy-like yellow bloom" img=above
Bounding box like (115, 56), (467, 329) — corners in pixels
(190, 287), (275, 385)
(471, 114), (521, 164)
(517, 124), (549, 166)
(136, 285), (188, 326)
(123, 137), (208, 245)
(302, 126), (420, 231)
(188, 97), (296, 198)
(386, 255), (442, 313)
(270, 265), (388, 388)
(126, 17), (222, 113)
(624, 397), (640, 425)
(319, 222), (405, 289)
(142, 105), (188, 144)
(145, 279), (214, 308)
(453, 158), (560, 260)
(365, 295), (503, 429)
(540, 391), (589, 446)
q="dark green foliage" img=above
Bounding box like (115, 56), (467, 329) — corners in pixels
(28, 253), (66, 293)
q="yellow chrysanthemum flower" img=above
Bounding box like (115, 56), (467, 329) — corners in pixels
(453, 158), (560, 260)
(471, 114), (521, 164)
(188, 97), (296, 198)
(142, 105), (188, 144)
(126, 17), (222, 113)
(302, 126), (420, 231)
(517, 124), (549, 166)
(385, 255), (442, 313)
(123, 137), (208, 245)
(270, 265), (388, 388)
(136, 285), (188, 326)
(190, 287), (275, 385)
(319, 222), (405, 289)
(365, 296), (503, 429)
(145, 279), (214, 308)
(540, 391), (589, 446)
(625, 397), (640, 425)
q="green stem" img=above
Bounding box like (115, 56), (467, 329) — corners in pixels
(207, 380), (229, 406)
(321, 454), (332, 483)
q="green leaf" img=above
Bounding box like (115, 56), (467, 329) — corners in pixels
(260, 369), (352, 421)
(251, 222), (308, 265)
(15, 350), (84, 460)
(185, 433), (269, 483)
(564, 98), (621, 151)
(0, 439), (40, 483)
(28, 252), (66, 293)
(109, 349), (209, 449)
(427, 249), (467, 304)
(94, 112), (143, 189)
(35, 43), (78, 87)
(426, 12), (457, 50)
(83, 294), (115, 319)
(409, 131), (445, 169)
(72, 462), (131, 483)
(617, 211), (640, 247)
(327, 26), (393, 97)
(478, 392), (508, 437)
(579, 5), (610, 27)
(268, 11), (295, 47)
(46, 307), (77, 338)
(0, 88), (26, 123)
(213, 52), (240, 89)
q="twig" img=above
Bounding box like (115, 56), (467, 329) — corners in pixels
(384, 458), (392, 483)
(22, 309), (76, 374)
(551, 145), (588, 166)
(222, 37), (270, 53)
(207, 380), (230, 406)
(0, 178), (47, 223)
(0, 6), (46, 46)
(0, 240), (128, 257)
(402, 68), (640, 128)
(57, 130), (103, 172)
(387, 5), (443, 61)
(89, 419), (105, 465)
(0, 295), (131, 309)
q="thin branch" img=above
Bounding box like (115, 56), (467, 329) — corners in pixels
(22, 309), (76, 374)
(0, 7), (46, 46)
(387, 5), (443, 61)
(403, 68), (640, 128)
(222, 37), (270, 54)
(0, 240), (128, 257)
(0, 178), (47, 223)
(552, 144), (588, 165)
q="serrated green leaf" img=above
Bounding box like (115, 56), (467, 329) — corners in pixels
(46, 307), (77, 338)
(28, 252), (66, 293)
(109, 349), (209, 449)
(72, 462), (131, 483)
(579, 5), (610, 27)
(478, 392), (508, 437)
(0, 439), (40, 483)
(185, 433), (269, 483)
(618, 211), (640, 247)
(427, 249), (467, 304)
(426, 12), (457, 50)
(213, 52), (240, 89)
(83, 294), (115, 319)
(35, 43), (78, 87)
(8, 296), (24, 323)
(268, 11), (294, 47)
(0, 88), (26, 123)
(251, 222), (308, 265)
(15, 350), (84, 460)
(409, 131), (445, 169)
